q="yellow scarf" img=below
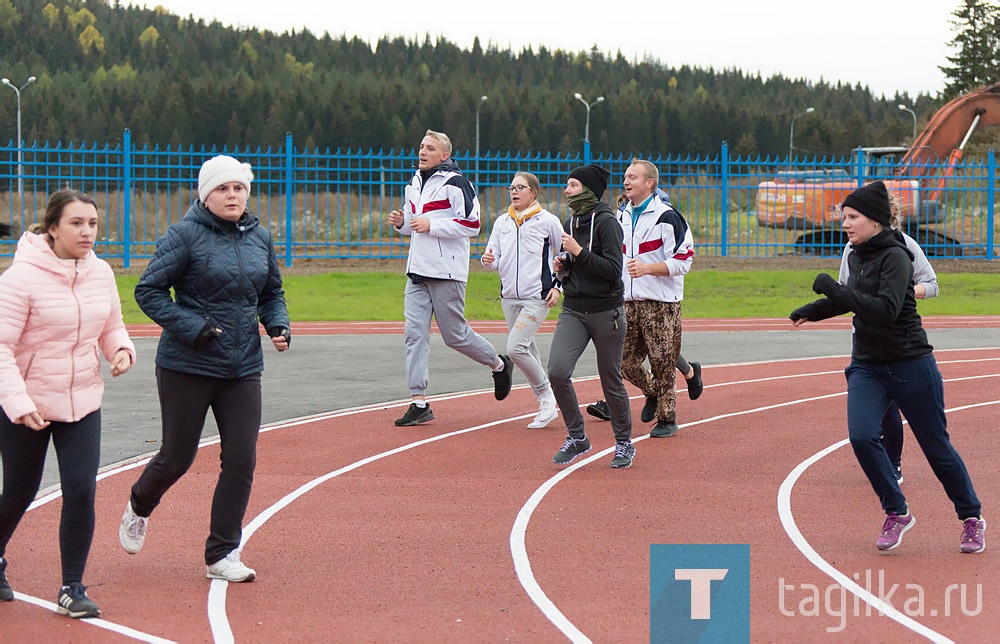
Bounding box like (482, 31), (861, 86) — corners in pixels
(509, 202), (542, 227)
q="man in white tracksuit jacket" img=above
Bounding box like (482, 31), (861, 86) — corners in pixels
(618, 159), (694, 438)
(388, 130), (513, 426)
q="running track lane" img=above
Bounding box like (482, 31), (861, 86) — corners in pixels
(3, 350), (998, 641)
(124, 316), (1000, 337)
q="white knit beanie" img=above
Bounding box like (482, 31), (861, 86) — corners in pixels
(198, 155), (254, 202)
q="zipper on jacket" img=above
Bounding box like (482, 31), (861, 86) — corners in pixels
(232, 225), (246, 379)
(70, 261), (82, 420)
(514, 223), (521, 299)
(23, 352), (36, 379)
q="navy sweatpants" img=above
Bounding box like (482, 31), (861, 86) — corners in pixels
(845, 354), (981, 520)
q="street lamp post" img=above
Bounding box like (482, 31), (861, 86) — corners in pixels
(898, 104), (917, 142)
(2, 75), (37, 197)
(573, 92), (605, 163)
(475, 95), (487, 186)
(788, 107), (816, 164)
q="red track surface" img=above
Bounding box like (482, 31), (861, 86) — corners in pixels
(3, 345), (998, 642)
(124, 315), (1000, 338)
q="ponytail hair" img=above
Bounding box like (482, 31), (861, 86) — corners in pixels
(886, 188), (902, 230)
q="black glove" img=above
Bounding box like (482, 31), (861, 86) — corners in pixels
(789, 306), (809, 322)
(193, 323), (222, 350)
(267, 325), (291, 347)
(812, 272), (837, 296)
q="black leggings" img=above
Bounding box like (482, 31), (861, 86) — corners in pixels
(130, 367), (262, 565)
(0, 410), (101, 585)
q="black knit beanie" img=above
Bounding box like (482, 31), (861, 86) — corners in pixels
(842, 180), (892, 227)
(568, 164), (611, 200)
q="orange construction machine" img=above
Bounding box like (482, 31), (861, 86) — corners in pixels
(756, 82), (1000, 254)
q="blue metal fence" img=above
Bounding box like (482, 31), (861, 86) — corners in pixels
(2, 132), (997, 266)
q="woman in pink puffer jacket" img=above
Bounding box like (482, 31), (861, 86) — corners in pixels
(0, 190), (135, 619)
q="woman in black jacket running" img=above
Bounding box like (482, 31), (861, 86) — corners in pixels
(790, 180), (984, 553)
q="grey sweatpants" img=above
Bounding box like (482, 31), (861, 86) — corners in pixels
(547, 305), (632, 442)
(404, 277), (499, 396)
(501, 297), (553, 400)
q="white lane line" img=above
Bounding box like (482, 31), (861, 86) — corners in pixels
(777, 398), (1000, 644)
(206, 409), (539, 642)
(9, 592), (174, 642)
(512, 372), (1000, 642)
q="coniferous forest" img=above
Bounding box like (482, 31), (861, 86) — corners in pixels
(0, 0), (993, 158)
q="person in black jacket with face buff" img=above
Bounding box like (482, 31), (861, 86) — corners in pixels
(790, 180), (984, 554)
(549, 164), (634, 469)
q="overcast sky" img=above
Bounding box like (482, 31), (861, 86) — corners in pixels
(132, 0), (960, 97)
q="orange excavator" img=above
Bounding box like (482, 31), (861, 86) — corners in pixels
(755, 81), (1000, 255)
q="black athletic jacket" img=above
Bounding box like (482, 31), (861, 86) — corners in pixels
(791, 229), (932, 363)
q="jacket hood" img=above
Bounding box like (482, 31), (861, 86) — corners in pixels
(852, 228), (914, 261)
(187, 200), (259, 232)
(571, 201), (614, 230)
(427, 158), (462, 175)
(12, 231), (96, 278)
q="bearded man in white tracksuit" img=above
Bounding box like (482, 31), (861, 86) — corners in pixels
(388, 130), (513, 427)
(618, 159), (694, 438)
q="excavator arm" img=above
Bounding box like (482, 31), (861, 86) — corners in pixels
(899, 81), (1000, 180)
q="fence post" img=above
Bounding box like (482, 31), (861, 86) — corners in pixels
(284, 132), (293, 268)
(988, 150), (995, 261)
(583, 140), (591, 165)
(123, 128), (132, 269)
(720, 141), (729, 257)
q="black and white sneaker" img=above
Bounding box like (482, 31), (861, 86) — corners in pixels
(493, 355), (513, 400)
(56, 583), (100, 618)
(394, 403), (434, 426)
(553, 435), (592, 465)
(610, 440), (636, 469)
(586, 400), (611, 421)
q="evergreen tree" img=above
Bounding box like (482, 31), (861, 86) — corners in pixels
(941, 0), (1000, 97)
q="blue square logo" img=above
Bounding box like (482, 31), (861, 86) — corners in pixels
(650, 544), (750, 643)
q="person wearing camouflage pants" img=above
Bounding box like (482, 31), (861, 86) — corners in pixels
(617, 159), (694, 437)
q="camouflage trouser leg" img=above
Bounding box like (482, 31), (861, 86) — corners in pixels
(621, 301), (682, 423)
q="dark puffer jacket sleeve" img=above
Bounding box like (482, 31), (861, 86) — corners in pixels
(135, 224), (211, 347)
(257, 234), (289, 333)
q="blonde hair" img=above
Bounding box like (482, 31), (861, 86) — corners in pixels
(424, 129), (452, 155)
(629, 158), (659, 185)
(512, 171), (540, 199)
(886, 188), (902, 230)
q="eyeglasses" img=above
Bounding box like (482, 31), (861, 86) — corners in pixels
(507, 185), (531, 193)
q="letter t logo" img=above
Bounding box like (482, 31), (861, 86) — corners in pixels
(675, 569), (729, 619)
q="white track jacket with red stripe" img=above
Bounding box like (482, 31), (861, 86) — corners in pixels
(617, 196), (694, 303)
(396, 159), (481, 282)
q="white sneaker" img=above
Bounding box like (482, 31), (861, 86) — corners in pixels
(119, 501), (148, 554)
(206, 550), (256, 582)
(527, 395), (559, 429)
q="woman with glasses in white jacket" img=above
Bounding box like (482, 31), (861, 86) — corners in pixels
(482, 172), (564, 428)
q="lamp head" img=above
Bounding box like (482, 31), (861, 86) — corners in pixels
(480, 95), (488, 102)
(574, 92), (582, 100)
(27, 76), (36, 84)
(805, 107), (815, 113)
(898, 104), (908, 110)
(595, 96), (605, 104)
(1, 78), (10, 86)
